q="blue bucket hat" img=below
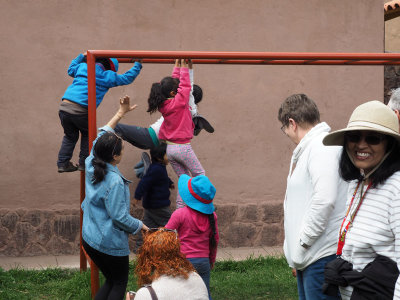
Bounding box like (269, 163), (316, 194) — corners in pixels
(178, 174), (216, 214)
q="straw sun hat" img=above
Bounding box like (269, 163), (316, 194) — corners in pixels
(323, 100), (400, 146)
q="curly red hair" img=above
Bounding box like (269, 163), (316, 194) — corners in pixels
(135, 228), (195, 287)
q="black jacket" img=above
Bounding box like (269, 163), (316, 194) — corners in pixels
(323, 255), (399, 300)
(134, 162), (173, 209)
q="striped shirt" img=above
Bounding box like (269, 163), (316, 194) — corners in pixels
(339, 171), (400, 299)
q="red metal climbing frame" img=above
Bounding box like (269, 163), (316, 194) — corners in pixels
(82, 50), (400, 298)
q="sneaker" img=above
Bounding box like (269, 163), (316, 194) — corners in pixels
(134, 160), (144, 178)
(141, 152), (151, 177)
(58, 162), (78, 173)
(193, 115), (215, 136)
(134, 166), (145, 178)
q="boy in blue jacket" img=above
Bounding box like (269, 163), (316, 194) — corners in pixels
(134, 143), (174, 250)
(57, 53), (142, 172)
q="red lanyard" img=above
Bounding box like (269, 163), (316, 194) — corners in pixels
(337, 180), (372, 256)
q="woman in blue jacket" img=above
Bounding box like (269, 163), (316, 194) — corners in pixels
(57, 53), (142, 173)
(81, 95), (148, 300)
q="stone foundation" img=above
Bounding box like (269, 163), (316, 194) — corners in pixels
(0, 203), (283, 257)
(384, 65), (400, 104)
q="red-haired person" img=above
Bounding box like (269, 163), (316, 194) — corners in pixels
(128, 228), (208, 300)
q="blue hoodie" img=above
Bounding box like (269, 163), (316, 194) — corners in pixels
(62, 54), (142, 108)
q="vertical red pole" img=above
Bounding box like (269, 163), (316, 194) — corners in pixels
(87, 51), (97, 149)
(86, 51), (100, 298)
(79, 170), (87, 271)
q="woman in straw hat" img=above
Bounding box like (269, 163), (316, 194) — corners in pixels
(322, 100), (400, 299)
(165, 175), (219, 300)
(127, 228), (208, 300)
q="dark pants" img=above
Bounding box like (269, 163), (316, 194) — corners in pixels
(114, 123), (156, 150)
(57, 110), (88, 167)
(83, 240), (129, 300)
(135, 206), (171, 251)
(188, 257), (212, 300)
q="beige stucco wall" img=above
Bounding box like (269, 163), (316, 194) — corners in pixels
(385, 1), (400, 52)
(0, 1), (383, 212)
(386, 17), (400, 52)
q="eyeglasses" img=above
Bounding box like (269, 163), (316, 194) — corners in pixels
(148, 227), (178, 239)
(280, 123), (287, 134)
(345, 132), (386, 145)
(110, 132), (122, 155)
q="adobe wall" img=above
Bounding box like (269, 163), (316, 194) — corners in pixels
(0, 1), (384, 255)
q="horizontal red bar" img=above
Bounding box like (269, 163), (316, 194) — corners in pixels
(88, 50), (400, 62)
(117, 58), (400, 65)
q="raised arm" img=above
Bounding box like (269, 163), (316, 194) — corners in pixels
(98, 61), (142, 88)
(107, 95), (138, 129)
(172, 59), (181, 78)
(188, 59), (198, 116)
(174, 59), (191, 105)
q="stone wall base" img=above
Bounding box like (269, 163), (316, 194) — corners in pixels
(0, 203), (283, 257)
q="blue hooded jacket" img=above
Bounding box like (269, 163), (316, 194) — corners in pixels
(62, 54), (142, 108)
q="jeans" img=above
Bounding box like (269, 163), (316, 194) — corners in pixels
(83, 240), (129, 300)
(57, 110), (88, 167)
(296, 254), (339, 300)
(188, 257), (212, 300)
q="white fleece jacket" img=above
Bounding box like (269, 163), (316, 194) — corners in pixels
(283, 122), (348, 270)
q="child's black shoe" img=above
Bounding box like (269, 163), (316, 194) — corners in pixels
(193, 115), (215, 136)
(58, 162), (78, 173)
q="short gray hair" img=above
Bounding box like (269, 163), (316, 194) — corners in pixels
(388, 88), (400, 111)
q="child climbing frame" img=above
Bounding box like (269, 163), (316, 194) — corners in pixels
(83, 50), (400, 298)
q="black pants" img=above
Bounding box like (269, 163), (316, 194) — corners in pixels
(135, 207), (171, 251)
(57, 110), (88, 167)
(114, 123), (156, 150)
(83, 240), (129, 300)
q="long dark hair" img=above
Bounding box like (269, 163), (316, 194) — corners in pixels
(339, 135), (400, 187)
(147, 77), (179, 114)
(208, 214), (217, 250)
(92, 132), (122, 184)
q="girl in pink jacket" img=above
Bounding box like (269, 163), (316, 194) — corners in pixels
(165, 174), (219, 300)
(147, 59), (205, 208)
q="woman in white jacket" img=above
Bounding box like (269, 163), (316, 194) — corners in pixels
(278, 94), (347, 300)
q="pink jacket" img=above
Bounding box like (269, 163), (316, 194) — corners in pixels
(165, 206), (219, 265)
(158, 67), (194, 144)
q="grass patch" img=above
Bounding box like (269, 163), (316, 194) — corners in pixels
(0, 256), (297, 300)
(211, 256), (297, 299)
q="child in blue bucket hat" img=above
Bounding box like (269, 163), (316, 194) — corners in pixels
(165, 174), (219, 300)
